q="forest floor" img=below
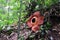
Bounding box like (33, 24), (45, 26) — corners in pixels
(0, 2), (60, 40)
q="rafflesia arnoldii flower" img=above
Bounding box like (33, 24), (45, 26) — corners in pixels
(26, 11), (44, 32)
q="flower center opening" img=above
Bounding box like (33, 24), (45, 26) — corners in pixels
(32, 18), (36, 23)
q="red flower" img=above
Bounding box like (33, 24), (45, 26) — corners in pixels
(26, 11), (44, 32)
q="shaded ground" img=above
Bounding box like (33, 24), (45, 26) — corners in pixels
(0, 23), (60, 40)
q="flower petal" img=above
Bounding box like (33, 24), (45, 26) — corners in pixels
(32, 25), (39, 32)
